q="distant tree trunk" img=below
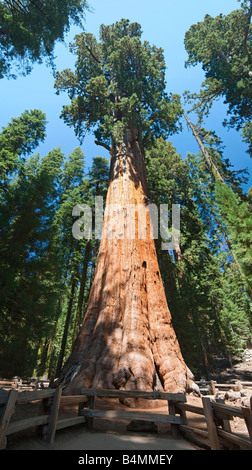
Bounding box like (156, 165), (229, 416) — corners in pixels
(90, 239), (100, 283)
(165, 250), (178, 294)
(55, 276), (77, 378)
(173, 245), (184, 286)
(37, 337), (50, 377)
(48, 296), (62, 380)
(71, 241), (92, 347)
(55, 130), (195, 403)
(184, 113), (224, 183)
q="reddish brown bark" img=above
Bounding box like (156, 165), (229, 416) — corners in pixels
(56, 131), (196, 404)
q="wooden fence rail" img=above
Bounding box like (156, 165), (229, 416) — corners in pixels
(0, 387), (252, 450)
(195, 380), (252, 395)
(2, 377), (251, 394)
(0, 378), (50, 391)
(79, 388), (186, 437)
(0, 387), (88, 449)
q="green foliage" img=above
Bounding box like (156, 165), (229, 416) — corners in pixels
(146, 138), (251, 375)
(0, 109), (47, 186)
(88, 156), (111, 198)
(242, 120), (252, 155)
(215, 181), (252, 297)
(185, 120), (249, 196)
(184, 1), (252, 154)
(55, 18), (183, 147)
(0, 149), (64, 376)
(184, 2), (252, 124)
(213, 261), (251, 358)
(0, 0), (89, 78)
(0, 106), (110, 377)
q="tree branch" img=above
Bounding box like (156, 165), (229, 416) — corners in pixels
(85, 45), (101, 64)
(95, 140), (111, 152)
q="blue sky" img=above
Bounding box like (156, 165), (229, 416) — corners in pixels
(0, 0), (251, 190)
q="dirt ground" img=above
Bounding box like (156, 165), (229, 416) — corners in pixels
(6, 425), (198, 451)
(5, 353), (252, 451)
(209, 352), (252, 384)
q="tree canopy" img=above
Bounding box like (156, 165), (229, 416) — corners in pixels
(184, 0), (252, 154)
(0, 109), (47, 185)
(0, 0), (89, 78)
(54, 18), (183, 148)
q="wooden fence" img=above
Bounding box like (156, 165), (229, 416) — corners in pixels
(0, 378), (49, 391)
(79, 388), (252, 450)
(196, 380), (252, 395)
(0, 387), (252, 450)
(176, 396), (252, 450)
(3, 377), (251, 394)
(79, 388), (186, 436)
(0, 387), (87, 449)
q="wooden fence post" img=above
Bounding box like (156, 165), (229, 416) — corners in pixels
(175, 402), (188, 427)
(0, 390), (18, 449)
(202, 396), (221, 450)
(242, 396), (252, 444)
(46, 386), (62, 444)
(168, 400), (181, 438)
(215, 397), (236, 450)
(86, 393), (95, 430)
(209, 381), (216, 395)
(12, 378), (18, 390)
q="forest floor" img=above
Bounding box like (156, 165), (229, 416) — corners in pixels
(208, 350), (252, 383)
(5, 352), (252, 451)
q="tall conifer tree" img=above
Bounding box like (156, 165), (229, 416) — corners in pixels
(54, 19), (196, 399)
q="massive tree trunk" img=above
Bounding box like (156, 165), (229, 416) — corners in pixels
(55, 130), (196, 404)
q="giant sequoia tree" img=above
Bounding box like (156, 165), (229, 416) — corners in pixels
(54, 19), (196, 398)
